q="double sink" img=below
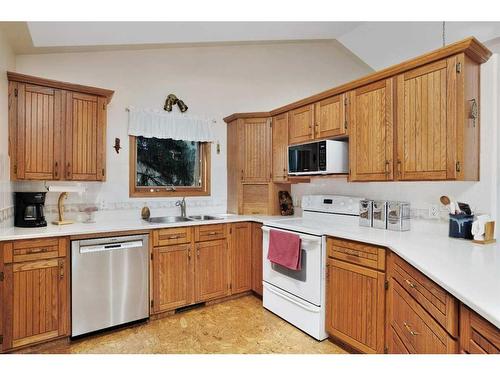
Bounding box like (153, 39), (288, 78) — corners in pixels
(145, 215), (224, 224)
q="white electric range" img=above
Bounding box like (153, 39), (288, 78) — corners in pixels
(262, 195), (363, 340)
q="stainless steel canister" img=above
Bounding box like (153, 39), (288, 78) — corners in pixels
(372, 201), (388, 229)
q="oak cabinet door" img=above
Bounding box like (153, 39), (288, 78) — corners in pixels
(251, 223), (263, 296)
(349, 79), (394, 181)
(230, 222), (252, 294)
(2, 258), (69, 350)
(288, 105), (314, 145)
(153, 244), (193, 313)
(326, 258), (385, 353)
(194, 239), (229, 302)
(12, 83), (62, 180)
(396, 58), (457, 180)
(240, 118), (271, 183)
(65, 92), (106, 181)
(460, 304), (500, 354)
(271, 113), (289, 182)
(314, 94), (347, 139)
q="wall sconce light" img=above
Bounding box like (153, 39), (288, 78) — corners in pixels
(164, 94), (188, 113)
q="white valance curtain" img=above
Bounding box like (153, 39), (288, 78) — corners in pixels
(127, 106), (216, 142)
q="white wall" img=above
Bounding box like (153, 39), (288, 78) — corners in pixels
(339, 22), (500, 70)
(0, 29), (16, 228)
(292, 55), (500, 221)
(14, 40), (371, 218)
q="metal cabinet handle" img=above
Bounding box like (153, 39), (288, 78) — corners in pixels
(188, 248), (191, 260)
(207, 231), (217, 235)
(385, 160), (390, 178)
(403, 322), (419, 336)
(54, 161), (59, 178)
(469, 98), (478, 127)
(405, 279), (417, 289)
(59, 260), (64, 280)
(397, 160), (402, 178)
(28, 248), (48, 254)
(196, 246), (200, 257)
(66, 162), (71, 178)
(168, 235), (180, 239)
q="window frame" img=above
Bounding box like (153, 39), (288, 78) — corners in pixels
(129, 136), (211, 197)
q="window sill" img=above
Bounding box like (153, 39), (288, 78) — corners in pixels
(129, 188), (210, 198)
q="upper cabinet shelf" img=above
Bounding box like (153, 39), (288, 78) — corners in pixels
(7, 72), (114, 181)
(224, 37), (492, 183)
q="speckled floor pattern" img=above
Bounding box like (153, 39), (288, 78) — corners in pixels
(21, 295), (346, 354)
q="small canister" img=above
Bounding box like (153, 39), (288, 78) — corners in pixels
(449, 213), (474, 239)
(372, 201), (387, 229)
(359, 200), (373, 227)
(387, 201), (411, 231)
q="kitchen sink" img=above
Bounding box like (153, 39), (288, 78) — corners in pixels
(146, 216), (194, 223)
(188, 215), (224, 221)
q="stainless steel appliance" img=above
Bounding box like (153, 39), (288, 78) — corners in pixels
(372, 201), (388, 229)
(262, 195), (363, 340)
(71, 234), (149, 337)
(288, 140), (348, 175)
(14, 192), (47, 228)
(387, 201), (411, 231)
(359, 199), (373, 227)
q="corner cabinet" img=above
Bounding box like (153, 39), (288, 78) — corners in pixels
(7, 72), (114, 181)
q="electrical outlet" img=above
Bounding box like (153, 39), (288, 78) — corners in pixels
(429, 205), (440, 219)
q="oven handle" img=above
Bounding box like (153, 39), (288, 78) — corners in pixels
(262, 226), (322, 244)
(264, 283), (320, 312)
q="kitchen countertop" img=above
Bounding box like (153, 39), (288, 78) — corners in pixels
(263, 216), (500, 329)
(1, 212), (499, 330)
(0, 213), (284, 241)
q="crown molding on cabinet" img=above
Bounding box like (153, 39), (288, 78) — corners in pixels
(7, 71), (115, 103)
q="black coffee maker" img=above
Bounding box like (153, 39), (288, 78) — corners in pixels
(14, 192), (47, 228)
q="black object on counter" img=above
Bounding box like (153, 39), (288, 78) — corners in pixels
(449, 213), (474, 240)
(14, 192), (47, 228)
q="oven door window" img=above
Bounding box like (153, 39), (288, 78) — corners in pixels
(271, 249), (307, 282)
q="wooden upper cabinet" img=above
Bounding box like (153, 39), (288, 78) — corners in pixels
(314, 94), (347, 139)
(240, 118), (272, 182)
(396, 54), (480, 181)
(271, 113), (289, 182)
(10, 83), (62, 180)
(65, 92), (106, 181)
(288, 104), (314, 145)
(230, 222), (252, 294)
(349, 79), (394, 181)
(7, 72), (113, 182)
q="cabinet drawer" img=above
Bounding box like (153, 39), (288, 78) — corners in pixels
(4, 238), (67, 263)
(153, 227), (193, 246)
(195, 224), (227, 242)
(460, 304), (500, 354)
(327, 237), (386, 271)
(390, 254), (458, 337)
(390, 281), (458, 354)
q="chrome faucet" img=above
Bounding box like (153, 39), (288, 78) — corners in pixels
(176, 197), (187, 218)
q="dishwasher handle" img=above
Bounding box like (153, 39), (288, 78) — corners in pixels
(79, 240), (144, 254)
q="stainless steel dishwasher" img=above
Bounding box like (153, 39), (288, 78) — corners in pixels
(71, 234), (149, 337)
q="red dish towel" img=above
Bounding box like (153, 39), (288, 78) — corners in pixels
(267, 229), (302, 270)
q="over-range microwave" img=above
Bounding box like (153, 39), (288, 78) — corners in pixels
(288, 140), (348, 175)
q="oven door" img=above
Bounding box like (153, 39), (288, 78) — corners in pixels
(288, 142), (319, 174)
(262, 226), (323, 306)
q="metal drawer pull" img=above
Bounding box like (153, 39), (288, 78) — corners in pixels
(28, 248), (48, 254)
(207, 231), (218, 235)
(59, 261), (64, 279)
(168, 235), (180, 239)
(405, 279), (417, 289)
(403, 322), (419, 336)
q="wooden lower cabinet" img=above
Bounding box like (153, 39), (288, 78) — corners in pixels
(460, 304), (500, 354)
(152, 244), (193, 312)
(251, 223), (263, 296)
(1, 238), (69, 352)
(230, 222), (252, 294)
(195, 239), (229, 302)
(326, 257), (386, 353)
